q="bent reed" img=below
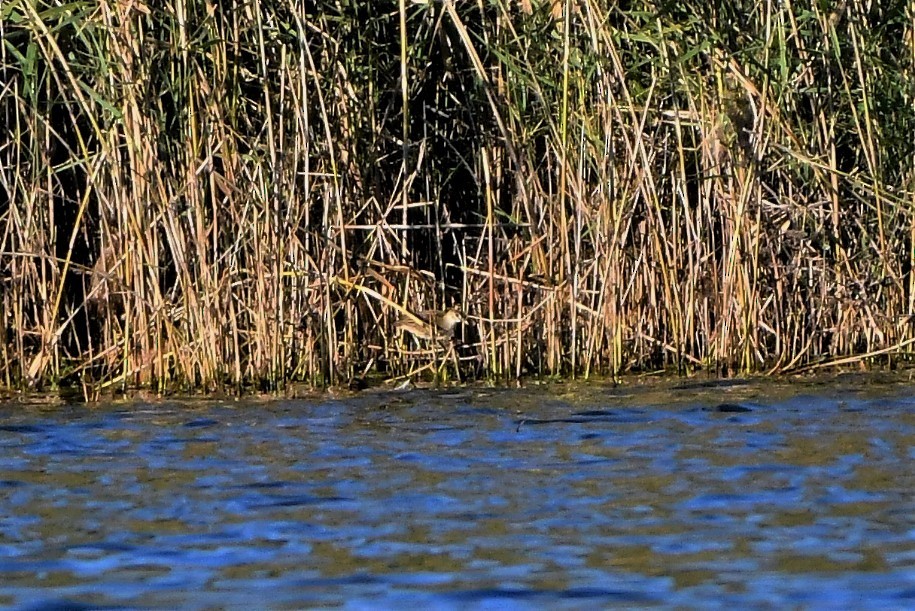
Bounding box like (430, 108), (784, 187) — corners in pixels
(1, 0), (915, 396)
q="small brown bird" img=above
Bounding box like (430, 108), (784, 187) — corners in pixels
(395, 306), (463, 340)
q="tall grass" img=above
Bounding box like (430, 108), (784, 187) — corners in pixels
(1, 0), (914, 396)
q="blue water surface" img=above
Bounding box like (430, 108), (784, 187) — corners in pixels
(0, 375), (913, 609)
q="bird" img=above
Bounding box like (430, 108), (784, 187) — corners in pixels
(395, 306), (463, 340)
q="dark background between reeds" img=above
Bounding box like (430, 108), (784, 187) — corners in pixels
(2, 0), (915, 395)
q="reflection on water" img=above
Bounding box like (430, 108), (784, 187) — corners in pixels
(0, 376), (913, 608)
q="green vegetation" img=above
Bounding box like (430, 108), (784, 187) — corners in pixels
(2, 0), (914, 396)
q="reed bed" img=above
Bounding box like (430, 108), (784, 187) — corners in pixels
(1, 0), (914, 396)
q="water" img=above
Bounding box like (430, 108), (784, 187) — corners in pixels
(0, 375), (913, 609)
